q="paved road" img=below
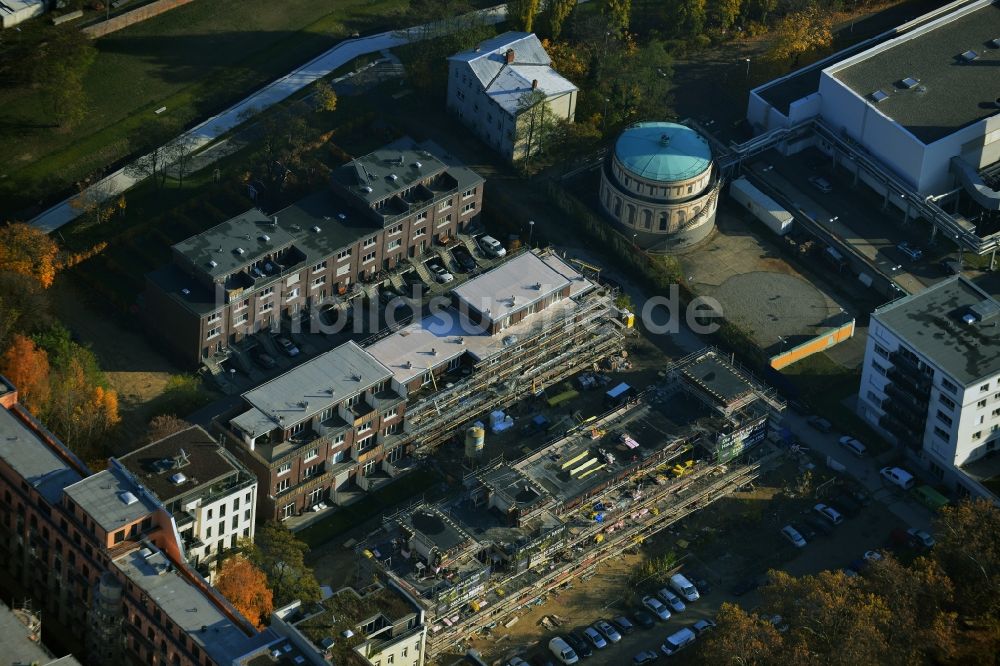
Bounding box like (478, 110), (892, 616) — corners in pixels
(29, 5), (507, 233)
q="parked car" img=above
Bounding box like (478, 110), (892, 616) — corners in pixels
(896, 241), (923, 261)
(642, 596), (671, 621)
(251, 348), (277, 369)
(804, 514), (835, 536)
(729, 577), (760, 597)
(566, 631), (592, 659)
(275, 335), (300, 357)
(838, 436), (867, 457)
(863, 550), (883, 562)
(907, 527), (935, 548)
(612, 616), (635, 635)
(670, 573), (701, 602)
(936, 258), (960, 275)
(594, 620), (621, 644)
(582, 627), (607, 649)
(633, 650), (659, 665)
(691, 618), (717, 635)
(379, 285), (402, 305)
(452, 246), (477, 272)
(657, 588), (686, 613)
(660, 627), (697, 656)
(807, 416), (833, 432)
(427, 261), (454, 284)
(781, 524), (807, 548)
(506, 658), (529, 666)
(808, 176), (833, 193)
(881, 466), (915, 490)
(530, 656), (555, 666)
(547, 637), (579, 665)
(479, 234), (506, 258)
(631, 610), (656, 629)
(814, 503), (844, 525)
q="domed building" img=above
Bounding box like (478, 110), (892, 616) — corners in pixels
(600, 121), (720, 251)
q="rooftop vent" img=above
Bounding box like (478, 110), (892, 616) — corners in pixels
(991, 37), (1000, 49)
(261, 234), (271, 242)
(169, 472), (187, 486)
(659, 133), (670, 146)
(430, 347), (437, 356)
(870, 90), (890, 103)
(899, 77), (919, 89)
(362, 186), (373, 193)
(969, 298), (1000, 323)
(208, 260), (217, 268)
(405, 360), (413, 369)
(338, 213), (347, 220)
(118, 491), (138, 506)
(312, 226), (322, 233)
(505, 48), (515, 64)
(342, 629), (355, 639)
(414, 161), (422, 169)
(962, 313), (977, 325)
(217, 246), (224, 253)
(534, 282), (542, 290)
(959, 50), (979, 62)
(235, 247), (246, 255)
(389, 174), (398, 181)
(181, 288), (191, 296)
(138, 548), (153, 559)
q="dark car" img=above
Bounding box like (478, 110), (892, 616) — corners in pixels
(452, 246), (477, 272)
(805, 514), (835, 536)
(730, 577), (760, 597)
(612, 616), (635, 635)
(791, 521), (817, 541)
(632, 610), (656, 629)
(567, 631), (593, 658)
(807, 416), (833, 433)
(936, 259), (960, 276)
(832, 494), (862, 518)
(530, 655), (555, 666)
(251, 348), (277, 369)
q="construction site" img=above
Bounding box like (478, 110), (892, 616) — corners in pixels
(352, 349), (785, 657)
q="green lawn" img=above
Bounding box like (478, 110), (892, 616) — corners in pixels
(0, 0), (473, 214)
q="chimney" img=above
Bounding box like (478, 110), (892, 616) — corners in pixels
(531, 79), (538, 90)
(505, 49), (515, 64)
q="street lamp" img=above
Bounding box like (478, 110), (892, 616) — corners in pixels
(603, 98), (610, 133)
(527, 220), (535, 248)
(632, 232), (638, 249)
(744, 58), (751, 79)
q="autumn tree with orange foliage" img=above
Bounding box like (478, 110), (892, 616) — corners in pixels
(0, 223), (59, 288)
(215, 556), (273, 629)
(0, 334), (50, 413)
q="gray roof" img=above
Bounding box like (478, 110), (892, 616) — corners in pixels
(330, 141), (482, 208)
(679, 354), (756, 408)
(0, 406), (82, 504)
(64, 467), (159, 534)
(449, 31), (578, 114)
(873, 276), (1000, 386)
(451, 250), (581, 322)
(829, 0), (1000, 144)
(235, 341), (392, 434)
(114, 548), (268, 664)
(0, 599), (82, 666)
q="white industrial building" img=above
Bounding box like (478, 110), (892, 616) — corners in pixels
(0, 0), (46, 28)
(118, 425), (258, 580)
(857, 276), (1000, 499)
(447, 32), (578, 162)
(744, 0), (1000, 255)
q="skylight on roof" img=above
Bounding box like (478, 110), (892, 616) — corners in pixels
(870, 90), (890, 103)
(900, 77), (919, 89)
(959, 50), (979, 62)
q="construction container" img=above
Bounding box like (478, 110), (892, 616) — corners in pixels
(730, 177), (794, 236)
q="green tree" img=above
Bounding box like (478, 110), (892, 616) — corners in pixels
(710, 0), (743, 32)
(0, 272), (52, 353)
(241, 522), (321, 606)
(313, 80), (338, 113)
(35, 29), (97, 128)
(547, 0), (577, 39)
(766, 6), (832, 64)
(697, 602), (784, 665)
(509, 0), (541, 32)
(514, 89), (561, 166)
(601, 0), (632, 35)
(934, 498), (1000, 618)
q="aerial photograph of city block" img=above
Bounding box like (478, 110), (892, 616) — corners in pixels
(0, 0), (999, 664)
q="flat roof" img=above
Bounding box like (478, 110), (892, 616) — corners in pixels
(235, 341), (392, 434)
(114, 548), (264, 664)
(679, 355), (756, 407)
(873, 276), (1000, 386)
(829, 0), (1000, 144)
(64, 467), (160, 533)
(0, 599), (81, 666)
(0, 406), (82, 504)
(614, 122), (713, 182)
(399, 506), (473, 554)
(451, 250), (582, 322)
(118, 426), (243, 504)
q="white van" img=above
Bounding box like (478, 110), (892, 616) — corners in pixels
(880, 466), (915, 490)
(479, 235), (506, 258)
(548, 637), (579, 665)
(661, 627), (697, 656)
(669, 573), (700, 602)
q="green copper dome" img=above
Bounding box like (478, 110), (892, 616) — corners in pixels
(614, 122), (712, 182)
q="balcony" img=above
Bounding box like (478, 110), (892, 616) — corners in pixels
(887, 353), (933, 389)
(884, 383), (929, 414)
(357, 443), (385, 465)
(384, 455), (416, 478)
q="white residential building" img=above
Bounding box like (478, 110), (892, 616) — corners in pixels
(447, 31), (578, 162)
(118, 425), (258, 579)
(857, 276), (1000, 499)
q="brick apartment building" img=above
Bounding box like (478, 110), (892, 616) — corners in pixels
(224, 341), (407, 521)
(145, 140), (485, 366)
(0, 375), (300, 666)
(221, 251), (626, 524)
(117, 426), (258, 580)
